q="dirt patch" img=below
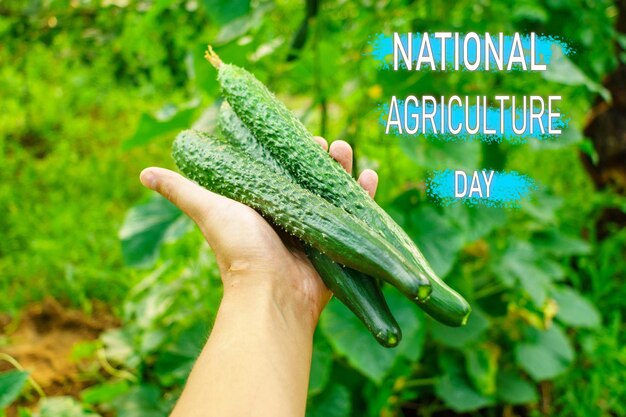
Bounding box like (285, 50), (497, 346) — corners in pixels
(0, 297), (119, 397)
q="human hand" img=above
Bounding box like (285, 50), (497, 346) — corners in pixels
(140, 137), (378, 326)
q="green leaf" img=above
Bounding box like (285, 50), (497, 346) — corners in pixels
(320, 287), (424, 383)
(537, 324), (575, 363)
(515, 344), (566, 381)
(515, 325), (574, 381)
(448, 205), (507, 243)
(102, 328), (140, 369)
(553, 286), (600, 328)
(119, 195), (193, 268)
(112, 385), (166, 417)
(496, 370), (538, 405)
(309, 333), (334, 396)
(494, 240), (553, 306)
(155, 322), (206, 387)
(123, 102), (199, 150)
(542, 48), (611, 102)
(81, 381), (130, 405)
(385, 286), (426, 362)
(202, 0), (250, 25)
(399, 138), (481, 171)
(405, 205), (464, 277)
(464, 346), (498, 395)
(531, 229), (591, 256)
(306, 384), (351, 417)
(35, 397), (100, 417)
(431, 308), (489, 349)
(435, 363), (494, 412)
(0, 370), (29, 408)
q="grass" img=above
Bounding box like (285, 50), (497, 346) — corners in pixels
(0, 41), (180, 314)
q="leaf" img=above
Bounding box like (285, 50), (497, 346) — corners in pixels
(0, 370), (29, 408)
(399, 138), (481, 171)
(35, 397), (100, 417)
(306, 384), (351, 417)
(448, 205), (507, 243)
(520, 190), (562, 225)
(435, 361), (494, 412)
(496, 370), (538, 405)
(123, 101), (199, 150)
(202, 0), (250, 25)
(320, 287), (424, 383)
(119, 195), (193, 268)
(515, 325), (574, 381)
(515, 344), (566, 381)
(542, 48), (611, 102)
(81, 381), (130, 405)
(385, 286), (426, 362)
(102, 328), (140, 369)
(464, 345), (499, 395)
(112, 385), (166, 417)
(309, 333), (334, 396)
(494, 240), (553, 306)
(537, 324), (575, 363)
(405, 205), (464, 277)
(531, 229), (591, 256)
(155, 322), (206, 387)
(552, 286), (601, 328)
(431, 308), (489, 349)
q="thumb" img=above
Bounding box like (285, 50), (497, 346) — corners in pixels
(139, 167), (233, 246)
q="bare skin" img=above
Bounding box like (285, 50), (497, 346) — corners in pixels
(140, 137), (377, 417)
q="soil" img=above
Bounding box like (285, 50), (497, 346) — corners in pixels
(0, 297), (119, 399)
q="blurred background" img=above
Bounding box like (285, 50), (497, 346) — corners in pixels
(1, 0), (625, 416)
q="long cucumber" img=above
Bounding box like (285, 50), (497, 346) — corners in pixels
(173, 130), (431, 302)
(206, 48), (470, 326)
(218, 102), (401, 347)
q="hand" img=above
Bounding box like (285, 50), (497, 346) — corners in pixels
(140, 137), (378, 325)
(140, 137), (378, 320)
(144, 136), (378, 417)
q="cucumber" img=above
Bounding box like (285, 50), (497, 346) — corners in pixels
(173, 130), (431, 302)
(218, 102), (401, 347)
(206, 48), (470, 326)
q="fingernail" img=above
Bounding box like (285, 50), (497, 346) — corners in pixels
(140, 169), (157, 190)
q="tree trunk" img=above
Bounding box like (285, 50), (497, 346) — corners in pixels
(581, 0), (626, 236)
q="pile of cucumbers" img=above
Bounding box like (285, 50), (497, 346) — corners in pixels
(172, 47), (471, 347)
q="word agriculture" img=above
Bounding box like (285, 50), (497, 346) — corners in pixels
(392, 32), (550, 71)
(385, 95), (563, 137)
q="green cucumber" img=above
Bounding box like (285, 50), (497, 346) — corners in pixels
(218, 102), (401, 347)
(173, 130), (431, 301)
(206, 48), (470, 326)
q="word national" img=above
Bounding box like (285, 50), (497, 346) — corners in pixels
(392, 32), (549, 71)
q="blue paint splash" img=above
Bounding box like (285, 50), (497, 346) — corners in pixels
(369, 33), (573, 71)
(427, 169), (537, 207)
(378, 98), (569, 142)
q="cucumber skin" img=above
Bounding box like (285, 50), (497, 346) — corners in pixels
(218, 102), (401, 347)
(306, 248), (399, 347)
(217, 63), (469, 326)
(173, 130), (430, 301)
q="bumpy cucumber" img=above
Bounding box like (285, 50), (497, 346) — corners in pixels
(218, 102), (401, 347)
(173, 130), (431, 301)
(206, 48), (470, 326)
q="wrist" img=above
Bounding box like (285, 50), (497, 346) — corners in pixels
(221, 270), (322, 333)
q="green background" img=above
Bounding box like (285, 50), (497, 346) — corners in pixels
(1, 0), (625, 416)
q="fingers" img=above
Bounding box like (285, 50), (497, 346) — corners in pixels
(139, 167), (232, 243)
(317, 136), (379, 198)
(312, 136), (328, 151)
(329, 140), (353, 174)
(358, 169), (378, 198)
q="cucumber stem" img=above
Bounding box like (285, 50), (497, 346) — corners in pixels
(205, 45), (222, 68)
